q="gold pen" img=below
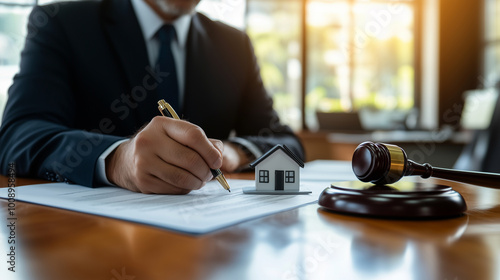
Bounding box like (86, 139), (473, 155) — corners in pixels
(157, 99), (231, 192)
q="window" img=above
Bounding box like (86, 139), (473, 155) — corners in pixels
(0, 1), (32, 123)
(246, 0), (417, 130)
(306, 0), (415, 129)
(483, 0), (500, 87)
(285, 170), (295, 183)
(0, 0), (243, 123)
(259, 170), (269, 183)
(196, 0), (246, 30)
(0, 0), (418, 130)
(0, 0), (81, 123)
(246, 0), (303, 130)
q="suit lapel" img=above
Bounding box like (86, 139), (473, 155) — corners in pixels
(101, 0), (158, 127)
(184, 13), (210, 120)
(183, 13), (238, 138)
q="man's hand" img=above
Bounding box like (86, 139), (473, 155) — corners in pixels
(220, 142), (253, 173)
(105, 116), (223, 194)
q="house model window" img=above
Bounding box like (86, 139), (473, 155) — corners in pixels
(259, 170), (269, 183)
(243, 144), (311, 195)
(285, 171), (295, 183)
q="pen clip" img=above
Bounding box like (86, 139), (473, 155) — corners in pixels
(158, 99), (180, 119)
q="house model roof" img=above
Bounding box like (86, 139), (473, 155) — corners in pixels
(249, 144), (305, 168)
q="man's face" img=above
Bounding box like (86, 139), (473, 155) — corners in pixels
(151, 0), (201, 18)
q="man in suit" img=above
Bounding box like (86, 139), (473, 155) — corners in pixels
(0, 0), (304, 194)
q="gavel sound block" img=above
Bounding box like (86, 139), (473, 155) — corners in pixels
(318, 181), (466, 218)
(317, 141), (500, 218)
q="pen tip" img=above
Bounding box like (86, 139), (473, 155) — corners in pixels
(215, 173), (231, 193)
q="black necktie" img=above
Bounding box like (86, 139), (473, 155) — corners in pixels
(156, 24), (179, 112)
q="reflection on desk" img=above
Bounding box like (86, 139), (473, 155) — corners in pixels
(1, 161), (500, 280)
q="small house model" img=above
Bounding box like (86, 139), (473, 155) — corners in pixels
(243, 144), (311, 195)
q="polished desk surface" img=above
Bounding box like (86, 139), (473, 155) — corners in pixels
(1, 172), (500, 280)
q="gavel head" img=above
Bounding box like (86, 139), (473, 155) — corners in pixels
(352, 141), (408, 185)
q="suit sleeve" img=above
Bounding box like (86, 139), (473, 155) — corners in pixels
(233, 34), (305, 160)
(0, 6), (124, 186)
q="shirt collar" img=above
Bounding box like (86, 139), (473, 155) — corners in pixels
(131, 0), (192, 47)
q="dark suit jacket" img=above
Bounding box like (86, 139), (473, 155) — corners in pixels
(0, 0), (304, 186)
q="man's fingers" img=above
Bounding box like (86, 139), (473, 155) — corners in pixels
(107, 117), (223, 194)
(131, 152), (206, 194)
(153, 117), (223, 169)
(134, 171), (194, 195)
(148, 143), (212, 185)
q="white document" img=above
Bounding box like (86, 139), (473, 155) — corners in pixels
(0, 179), (330, 234)
(302, 160), (357, 183)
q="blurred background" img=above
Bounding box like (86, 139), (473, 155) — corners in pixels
(0, 0), (498, 167)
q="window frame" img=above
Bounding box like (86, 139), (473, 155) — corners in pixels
(304, 0), (420, 130)
(482, 0), (500, 87)
(1, 0), (422, 131)
(285, 170), (295, 183)
(259, 170), (269, 183)
(0, 2), (35, 6)
(247, 0), (421, 130)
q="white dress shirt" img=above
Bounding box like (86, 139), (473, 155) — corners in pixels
(131, 0), (191, 103)
(95, 0), (192, 186)
(95, 0), (262, 185)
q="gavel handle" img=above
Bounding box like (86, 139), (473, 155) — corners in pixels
(430, 167), (500, 188)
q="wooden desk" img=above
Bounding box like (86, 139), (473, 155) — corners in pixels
(1, 172), (500, 280)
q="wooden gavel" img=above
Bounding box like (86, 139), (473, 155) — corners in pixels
(352, 141), (500, 187)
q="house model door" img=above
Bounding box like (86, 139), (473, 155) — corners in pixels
(275, 170), (284, 190)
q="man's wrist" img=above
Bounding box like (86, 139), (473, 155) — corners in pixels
(105, 140), (128, 187)
(95, 139), (127, 186)
(233, 142), (256, 164)
(226, 141), (257, 171)
(228, 137), (262, 161)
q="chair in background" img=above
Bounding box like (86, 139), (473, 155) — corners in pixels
(454, 86), (500, 172)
